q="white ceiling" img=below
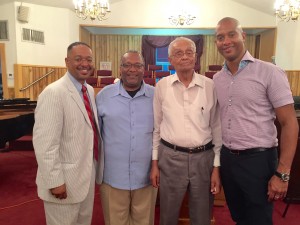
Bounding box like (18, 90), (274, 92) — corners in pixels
(0, 0), (276, 15)
(0, 0), (122, 9)
(0, 0), (275, 35)
(231, 0), (275, 15)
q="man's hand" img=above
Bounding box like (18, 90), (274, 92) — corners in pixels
(267, 175), (288, 201)
(50, 184), (67, 199)
(211, 167), (221, 195)
(150, 160), (160, 188)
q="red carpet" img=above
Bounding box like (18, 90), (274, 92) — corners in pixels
(1, 150), (299, 225)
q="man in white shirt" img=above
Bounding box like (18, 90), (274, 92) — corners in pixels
(150, 37), (222, 225)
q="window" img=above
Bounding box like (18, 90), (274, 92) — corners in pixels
(155, 46), (169, 71)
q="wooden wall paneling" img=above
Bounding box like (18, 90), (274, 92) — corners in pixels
(24, 66), (32, 99)
(258, 29), (276, 63)
(35, 67), (46, 99)
(286, 71), (300, 96)
(90, 34), (142, 78)
(32, 66), (40, 98)
(13, 64), (22, 98)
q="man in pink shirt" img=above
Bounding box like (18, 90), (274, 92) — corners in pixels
(213, 17), (298, 225)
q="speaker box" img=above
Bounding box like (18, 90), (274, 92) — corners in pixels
(17, 6), (30, 23)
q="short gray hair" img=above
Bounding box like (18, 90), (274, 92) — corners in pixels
(168, 37), (196, 56)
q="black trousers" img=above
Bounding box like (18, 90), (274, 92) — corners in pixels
(220, 146), (278, 225)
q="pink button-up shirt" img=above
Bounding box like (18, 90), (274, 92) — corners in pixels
(213, 51), (294, 150)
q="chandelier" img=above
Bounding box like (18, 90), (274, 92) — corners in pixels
(169, 13), (196, 26)
(274, 0), (300, 21)
(73, 0), (111, 21)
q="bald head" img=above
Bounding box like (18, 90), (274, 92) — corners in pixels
(216, 17), (243, 34)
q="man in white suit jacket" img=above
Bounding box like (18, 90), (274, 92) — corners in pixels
(33, 42), (104, 225)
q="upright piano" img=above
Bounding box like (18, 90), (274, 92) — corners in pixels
(0, 98), (36, 149)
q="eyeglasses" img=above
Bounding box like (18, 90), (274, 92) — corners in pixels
(172, 50), (196, 58)
(121, 63), (144, 69)
(73, 57), (93, 64)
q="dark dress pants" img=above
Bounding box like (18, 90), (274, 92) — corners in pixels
(220, 146), (278, 225)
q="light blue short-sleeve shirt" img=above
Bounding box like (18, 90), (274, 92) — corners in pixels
(96, 81), (154, 190)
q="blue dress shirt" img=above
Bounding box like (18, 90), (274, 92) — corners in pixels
(96, 81), (154, 190)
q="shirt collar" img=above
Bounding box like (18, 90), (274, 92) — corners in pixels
(67, 71), (86, 93)
(223, 51), (254, 72)
(109, 80), (151, 98)
(171, 72), (204, 88)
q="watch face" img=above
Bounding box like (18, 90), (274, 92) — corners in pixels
(282, 174), (290, 182)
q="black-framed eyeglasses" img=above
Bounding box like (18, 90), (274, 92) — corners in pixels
(121, 63), (144, 69)
(172, 50), (196, 58)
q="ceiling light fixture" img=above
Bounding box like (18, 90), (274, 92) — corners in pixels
(169, 12), (196, 26)
(74, 0), (111, 21)
(274, 0), (300, 21)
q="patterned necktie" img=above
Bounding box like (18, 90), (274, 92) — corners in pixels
(81, 85), (99, 161)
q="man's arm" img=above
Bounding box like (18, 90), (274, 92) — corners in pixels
(276, 104), (298, 173)
(150, 82), (163, 188)
(268, 104), (298, 201)
(209, 87), (222, 194)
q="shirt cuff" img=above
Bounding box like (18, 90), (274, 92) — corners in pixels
(152, 149), (158, 160)
(213, 153), (220, 167)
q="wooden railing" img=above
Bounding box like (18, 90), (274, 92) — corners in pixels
(14, 64), (67, 101)
(19, 69), (55, 92)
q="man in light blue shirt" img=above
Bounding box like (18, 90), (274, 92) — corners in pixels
(96, 50), (157, 225)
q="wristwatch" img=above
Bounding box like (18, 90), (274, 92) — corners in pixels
(274, 171), (290, 182)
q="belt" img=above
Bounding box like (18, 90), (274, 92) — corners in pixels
(222, 145), (276, 155)
(161, 139), (214, 154)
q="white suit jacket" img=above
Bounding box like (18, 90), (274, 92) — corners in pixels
(33, 73), (104, 204)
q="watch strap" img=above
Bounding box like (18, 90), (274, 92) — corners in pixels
(274, 171), (290, 182)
